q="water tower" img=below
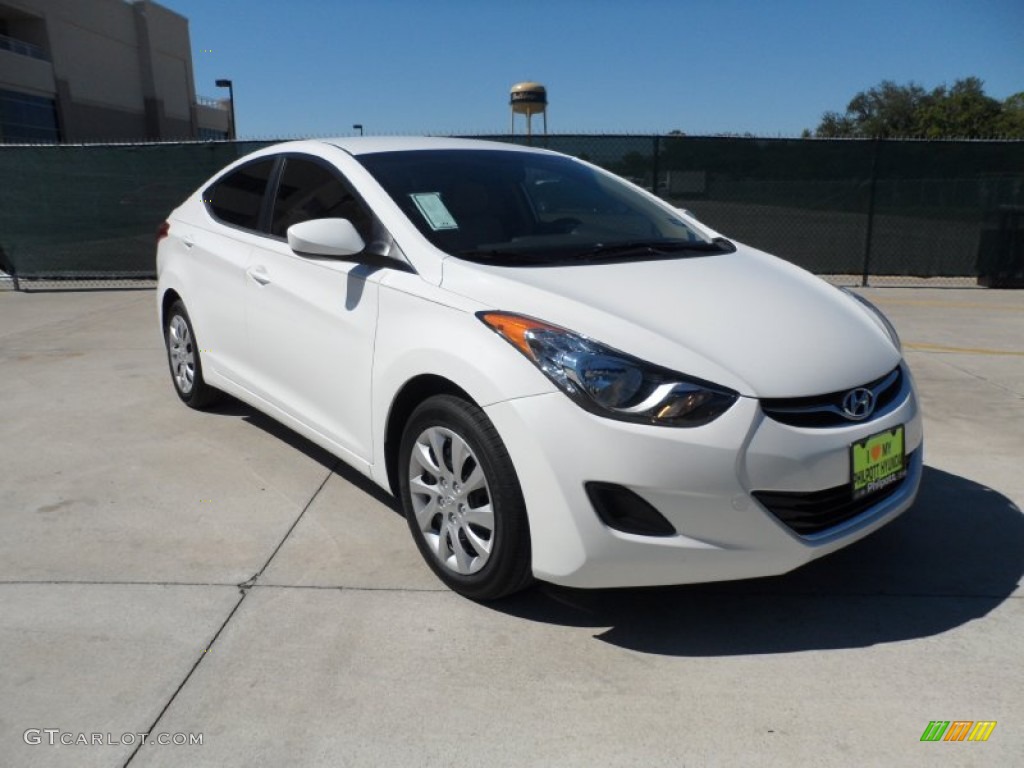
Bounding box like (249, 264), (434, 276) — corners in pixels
(510, 82), (547, 138)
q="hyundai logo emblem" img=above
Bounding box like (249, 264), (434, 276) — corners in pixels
(842, 387), (875, 421)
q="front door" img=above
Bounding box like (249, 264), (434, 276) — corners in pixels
(243, 156), (382, 463)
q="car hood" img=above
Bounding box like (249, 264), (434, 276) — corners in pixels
(439, 243), (901, 398)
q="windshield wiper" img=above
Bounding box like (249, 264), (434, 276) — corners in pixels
(581, 238), (733, 260)
(455, 237), (735, 267)
(455, 248), (549, 264)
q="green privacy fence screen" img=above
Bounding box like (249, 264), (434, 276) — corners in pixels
(1, 136), (1022, 283)
(0, 141), (273, 279)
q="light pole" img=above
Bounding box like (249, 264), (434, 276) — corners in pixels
(353, 124), (363, 136)
(215, 79), (236, 140)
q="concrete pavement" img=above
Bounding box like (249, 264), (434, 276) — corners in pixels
(0, 286), (1021, 767)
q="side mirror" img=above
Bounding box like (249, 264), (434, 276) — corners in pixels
(287, 218), (365, 258)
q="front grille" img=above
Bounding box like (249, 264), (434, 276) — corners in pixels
(753, 451), (915, 536)
(761, 366), (905, 428)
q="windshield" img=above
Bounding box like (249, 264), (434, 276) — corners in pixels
(356, 149), (731, 265)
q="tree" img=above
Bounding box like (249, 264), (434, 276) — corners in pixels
(996, 92), (1024, 136)
(914, 77), (1001, 138)
(846, 80), (929, 138)
(815, 111), (856, 138)
(809, 78), (1024, 138)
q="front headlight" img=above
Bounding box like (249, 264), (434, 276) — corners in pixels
(840, 288), (902, 351)
(478, 312), (738, 427)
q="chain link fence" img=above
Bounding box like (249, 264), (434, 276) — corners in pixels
(2, 135), (1022, 290)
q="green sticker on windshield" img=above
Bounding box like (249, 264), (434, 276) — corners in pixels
(410, 192), (458, 231)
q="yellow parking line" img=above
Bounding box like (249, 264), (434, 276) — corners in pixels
(905, 342), (1024, 357)
(872, 299), (1024, 311)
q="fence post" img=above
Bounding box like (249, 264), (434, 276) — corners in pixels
(651, 134), (661, 197)
(860, 138), (880, 287)
(4, 247), (19, 291)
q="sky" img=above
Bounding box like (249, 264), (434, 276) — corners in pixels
(166, 0), (1024, 139)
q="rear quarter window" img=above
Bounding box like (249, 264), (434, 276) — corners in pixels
(203, 158), (276, 230)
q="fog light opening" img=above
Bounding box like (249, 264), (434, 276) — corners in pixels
(585, 482), (677, 537)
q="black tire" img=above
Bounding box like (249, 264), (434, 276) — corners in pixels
(164, 299), (220, 410)
(399, 395), (533, 601)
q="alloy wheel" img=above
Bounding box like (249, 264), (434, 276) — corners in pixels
(407, 426), (495, 575)
(167, 314), (195, 395)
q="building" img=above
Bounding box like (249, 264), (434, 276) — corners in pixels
(0, 0), (230, 142)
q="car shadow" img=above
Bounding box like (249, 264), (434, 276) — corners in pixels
(205, 395), (402, 514)
(196, 394), (1022, 653)
(491, 466), (1023, 656)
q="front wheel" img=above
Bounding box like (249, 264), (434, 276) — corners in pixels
(399, 395), (533, 600)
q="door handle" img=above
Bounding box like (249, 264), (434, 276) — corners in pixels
(246, 265), (271, 285)
(183, 234), (195, 249)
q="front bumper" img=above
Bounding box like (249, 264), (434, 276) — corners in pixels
(484, 364), (923, 589)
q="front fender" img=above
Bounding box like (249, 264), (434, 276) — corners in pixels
(369, 272), (555, 489)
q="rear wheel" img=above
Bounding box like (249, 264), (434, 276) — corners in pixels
(399, 395), (533, 600)
(164, 299), (219, 409)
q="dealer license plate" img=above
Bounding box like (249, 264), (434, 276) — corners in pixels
(851, 426), (906, 500)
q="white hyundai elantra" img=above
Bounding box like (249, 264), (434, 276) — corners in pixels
(157, 137), (922, 600)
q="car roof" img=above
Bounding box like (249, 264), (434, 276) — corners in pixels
(316, 136), (552, 156)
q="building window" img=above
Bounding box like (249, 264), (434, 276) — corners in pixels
(0, 31), (50, 61)
(197, 127), (229, 141)
(0, 89), (60, 143)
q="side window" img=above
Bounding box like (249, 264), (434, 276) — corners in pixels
(204, 158), (275, 230)
(270, 158), (373, 241)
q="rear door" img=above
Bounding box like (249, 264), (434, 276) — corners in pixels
(189, 157), (277, 384)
